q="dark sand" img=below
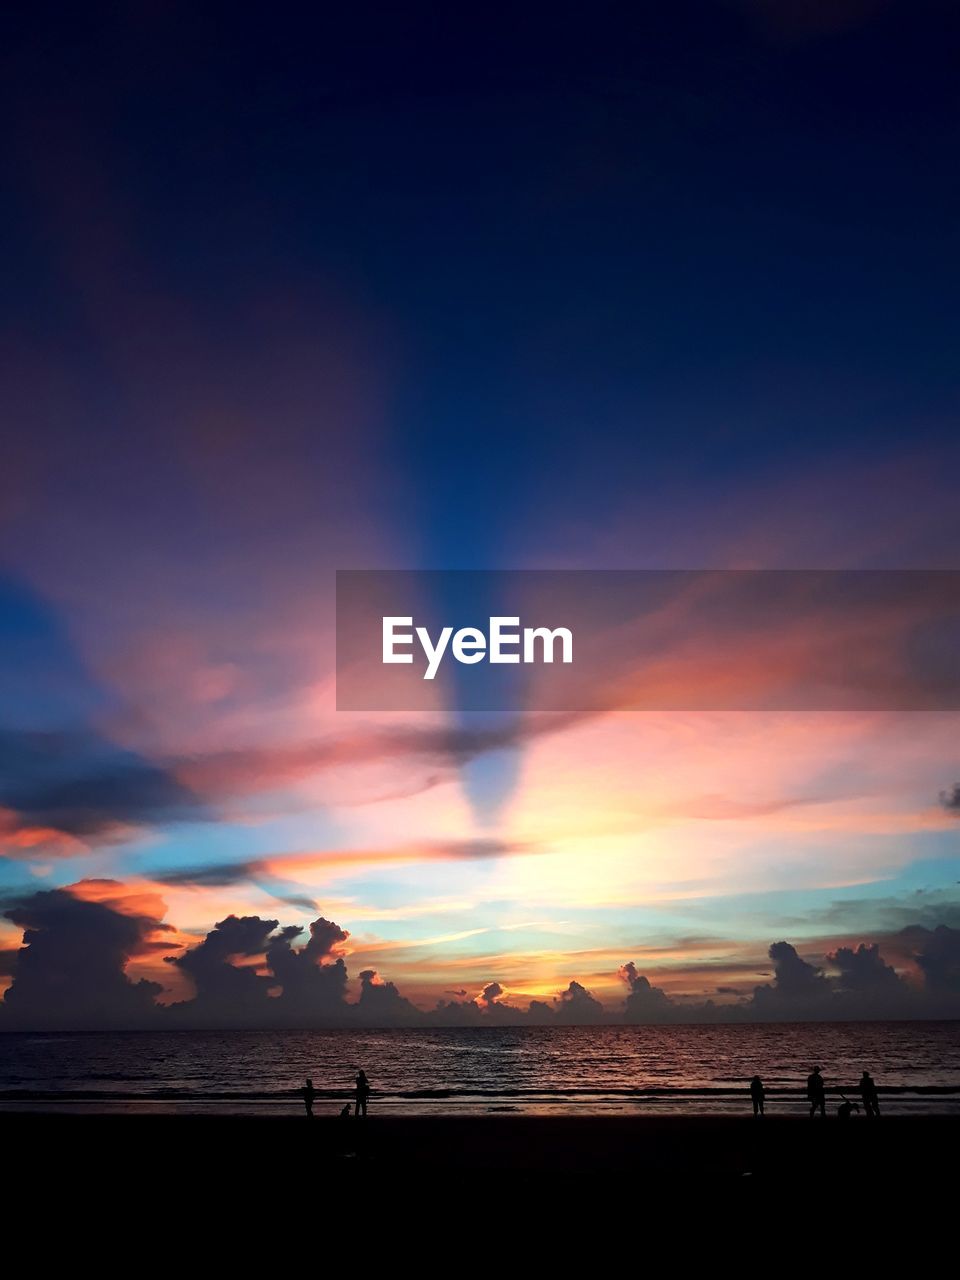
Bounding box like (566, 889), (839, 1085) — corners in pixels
(10, 1113), (952, 1255)
(7, 1112), (954, 1185)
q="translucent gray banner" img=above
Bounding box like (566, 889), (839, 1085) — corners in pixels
(336, 570), (960, 712)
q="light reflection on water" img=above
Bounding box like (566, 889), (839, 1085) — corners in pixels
(1, 1022), (958, 1116)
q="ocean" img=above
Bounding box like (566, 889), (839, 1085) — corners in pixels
(1, 1021), (958, 1116)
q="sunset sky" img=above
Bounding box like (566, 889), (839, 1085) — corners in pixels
(2, 2), (959, 1025)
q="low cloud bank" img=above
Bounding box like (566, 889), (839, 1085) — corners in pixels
(2, 881), (959, 1029)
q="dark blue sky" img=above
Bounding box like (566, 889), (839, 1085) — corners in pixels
(3, 1), (959, 573)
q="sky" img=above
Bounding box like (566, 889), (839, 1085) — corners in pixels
(1, 0), (959, 1027)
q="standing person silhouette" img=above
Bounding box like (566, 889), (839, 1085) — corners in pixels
(807, 1066), (826, 1118)
(355, 1069), (371, 1118)
(859, 1070), (881, 1118)
(301, 1078), (317, 1117)
(750, 1075), (765, 1116)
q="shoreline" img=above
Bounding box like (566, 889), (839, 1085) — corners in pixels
(3, 1098), (958, 1119)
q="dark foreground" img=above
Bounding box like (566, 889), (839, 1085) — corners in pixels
(9, 1112), (955, 1189)
(12, 1113), (953, 1258)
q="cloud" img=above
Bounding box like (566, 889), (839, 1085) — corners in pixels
(0, 574), (588, 854)
(178, 715), (597, 790)
(152, 837), (535, 897)
(155, 860), (322, 913)
(829, 942), (904, 994)
(265, 918), (350, 1017)
(167, 914), (279, 1023)
(477, 981), (504, 1008)
(674, 794), (823, 820)
(940, 783), (960, 815)
(2, 884), (165, 1028)
(157, 861), (257, 887)
(165, 911), (351, 1026)
(0, 707), (599, 858)
(438, 974), (634, 1025)
(615, 932), (950, 1024)
(554, 979), (605, 1024)
(903, 924), (960, 995)
(787, 891), (960, 938)
(749, 941), (831, 1017)
(3, 878), (960, 1028)
(0, 729), (206, 851)
(430, 996), (485, 1024)
(745, 936), (933, 1019)
(356, 968), (420, 1022)
(430, 980), (527, 1025)
(0, 589), (574, 857)
(618, 961), (675, 1022)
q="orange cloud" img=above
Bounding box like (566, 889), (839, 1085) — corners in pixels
(0, 809), (91, 859)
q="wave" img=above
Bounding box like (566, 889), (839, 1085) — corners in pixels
(2, 1084), (959, 1103)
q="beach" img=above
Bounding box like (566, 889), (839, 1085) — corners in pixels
(10, 1112), (945, 1267)
(9, 1112), (954, 1185)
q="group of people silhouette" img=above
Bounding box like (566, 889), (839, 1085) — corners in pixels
(750, 1068), (881, 1118)
(300, 1069), (370, 1118)
(299, 1066), (883, 1119)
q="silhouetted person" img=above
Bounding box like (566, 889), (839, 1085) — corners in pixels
(750, 1075), (765, 1117)
(337, 1101), (356, 1157)
(301, 1077), (317, 1117)
(355, 1069), (370, 1117)
(859, 1070), (881, 1118)
(807, 1066), (826, 1117)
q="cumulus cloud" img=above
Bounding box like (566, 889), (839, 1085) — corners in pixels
(830, 942), (903, 993)
(477, 981), (504, 1008)
(167, 914), (279, 1023)
(903, 924), (960, 994)
(356, 968), (420, 1022)
(555, 979), (605, 1024)
(619, 961), (675, 1022)
(264, 917), (350, 1017)
(166, 913), (354, 1026)
(430, 996), (485, 1025)
(430, 981), (526, 1024)
(526, 999), (556, 1024)
(2, 885), (165, 1028)
(3, 879), (960, 1028)
(744, 937), (937, 1020)
(749, 941), (831, 1017)
(436, 976), (611, 1025)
